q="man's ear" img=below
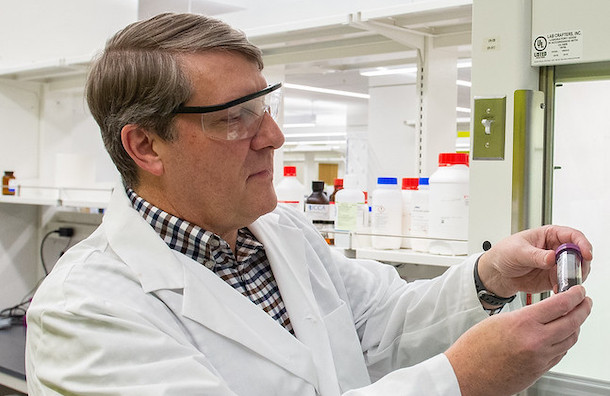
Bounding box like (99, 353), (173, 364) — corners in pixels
(121, 124), (164, 177)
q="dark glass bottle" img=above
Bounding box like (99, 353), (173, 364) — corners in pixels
(2, 171), (16, 196)
(305, 181), (333, 244)
(328, 178), (343, 203)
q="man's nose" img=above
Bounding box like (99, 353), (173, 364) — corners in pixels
(251, 112), (284, 150)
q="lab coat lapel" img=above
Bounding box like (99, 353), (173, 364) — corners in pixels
(105, 187), (318, 386)
(250, 212), (342, 396)
(103, 185), (185, 292)
(177, 239), (320, 388)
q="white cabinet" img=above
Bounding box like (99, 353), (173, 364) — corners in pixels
(0, 1), (137, 309)
(0, 71), (117, 209)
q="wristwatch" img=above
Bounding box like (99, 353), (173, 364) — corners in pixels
(474, 257), (516, 313)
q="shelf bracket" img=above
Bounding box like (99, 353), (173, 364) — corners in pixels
(348, 12), (426, 64)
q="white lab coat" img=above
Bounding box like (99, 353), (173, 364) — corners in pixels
(26, 186), (510, 395)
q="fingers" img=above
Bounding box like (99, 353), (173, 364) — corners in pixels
(545, 225), (593, 261)
(513, 289), (591, 374)
(527, 245), (555, 270)
(526, 285), (587, 324)
(546, 295), (593, 344)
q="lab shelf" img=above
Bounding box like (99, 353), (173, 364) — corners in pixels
(0, 56), (90, 82)
(0, 183), (112, 208)
(355, 248), (465, 267)
(0, 194), (59, 206)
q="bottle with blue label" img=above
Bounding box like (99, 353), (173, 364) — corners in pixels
(2, 171), (16, 196)
(371, 177), (402, 250)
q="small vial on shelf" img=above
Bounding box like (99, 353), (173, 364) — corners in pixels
(556, 243), (582, 293)
(2, 171), (16, 196)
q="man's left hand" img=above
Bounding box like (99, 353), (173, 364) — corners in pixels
(477, 225), (593, 297)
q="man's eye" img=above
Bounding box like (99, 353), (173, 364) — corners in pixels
(206, 114), (240, 128)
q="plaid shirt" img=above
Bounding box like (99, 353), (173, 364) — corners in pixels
(126, 188), (293, 334)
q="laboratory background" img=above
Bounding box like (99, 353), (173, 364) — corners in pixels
(0, 0), (609, 395)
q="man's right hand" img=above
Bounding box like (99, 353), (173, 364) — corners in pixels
(444, 286), (592, 396)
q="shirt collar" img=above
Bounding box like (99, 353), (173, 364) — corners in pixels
(125, 187), (262, 270)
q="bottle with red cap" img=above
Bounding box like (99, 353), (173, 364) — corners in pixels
(328, 178), (344, 224)
(428, 152), (469, 255)
(275, 166), (305, 211)
(328, 178), (343, 203)
(400, 177), (419, 249)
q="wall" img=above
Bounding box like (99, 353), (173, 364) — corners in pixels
(0, 81), (41, 307)
(367, 77), (418, 189)
(420, 41), (459, 176)
(0, 0), (138, 69)
(0, 203), (39, 308)
(39, 79), (120, 186)
(469, 0), (538, 252)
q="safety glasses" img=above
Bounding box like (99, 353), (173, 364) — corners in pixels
(172, 82), (282, 141)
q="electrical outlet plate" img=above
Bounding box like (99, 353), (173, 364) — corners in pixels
(472, 96), (506, 160)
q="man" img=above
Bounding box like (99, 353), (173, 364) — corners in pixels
(26, 13), (593, 396)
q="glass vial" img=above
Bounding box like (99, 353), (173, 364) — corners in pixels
(2, 171), (16, 196)
(556, 243), (582, 292)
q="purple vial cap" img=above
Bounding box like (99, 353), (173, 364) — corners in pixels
(555, 243), (582, 259)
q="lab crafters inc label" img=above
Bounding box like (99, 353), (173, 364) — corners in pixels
(532, 30), (583, 65)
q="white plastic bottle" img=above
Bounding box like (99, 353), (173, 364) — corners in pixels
(410, 177), (430, 252)
(275, 166), (305, 211)
(334, 174), (366, 248)
(400, 177), (419, 249)
(428, 153), (469, 255)
(371, 177), (402, 250)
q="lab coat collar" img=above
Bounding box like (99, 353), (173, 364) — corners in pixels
(103, 184), (185, 293)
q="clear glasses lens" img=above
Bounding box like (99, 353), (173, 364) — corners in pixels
(201, 88), (282, 141)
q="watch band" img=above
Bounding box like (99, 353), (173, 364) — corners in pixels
(474, 257), (516, 307)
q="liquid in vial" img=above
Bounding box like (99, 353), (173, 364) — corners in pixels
(556, 243), (582, 293)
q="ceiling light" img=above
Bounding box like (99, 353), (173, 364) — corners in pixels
(283, 140), (347, 146)
(457, 59), (472, 68)
(359, 67), (418, 77)
(456, 107), (471, 113)
(283, 132), (347, 139)
(283, 123), (316, 128)
(283, 83), (370, 99)
(457, 80), (472, 87)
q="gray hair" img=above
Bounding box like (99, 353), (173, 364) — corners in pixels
(86, 13), (263, 188)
